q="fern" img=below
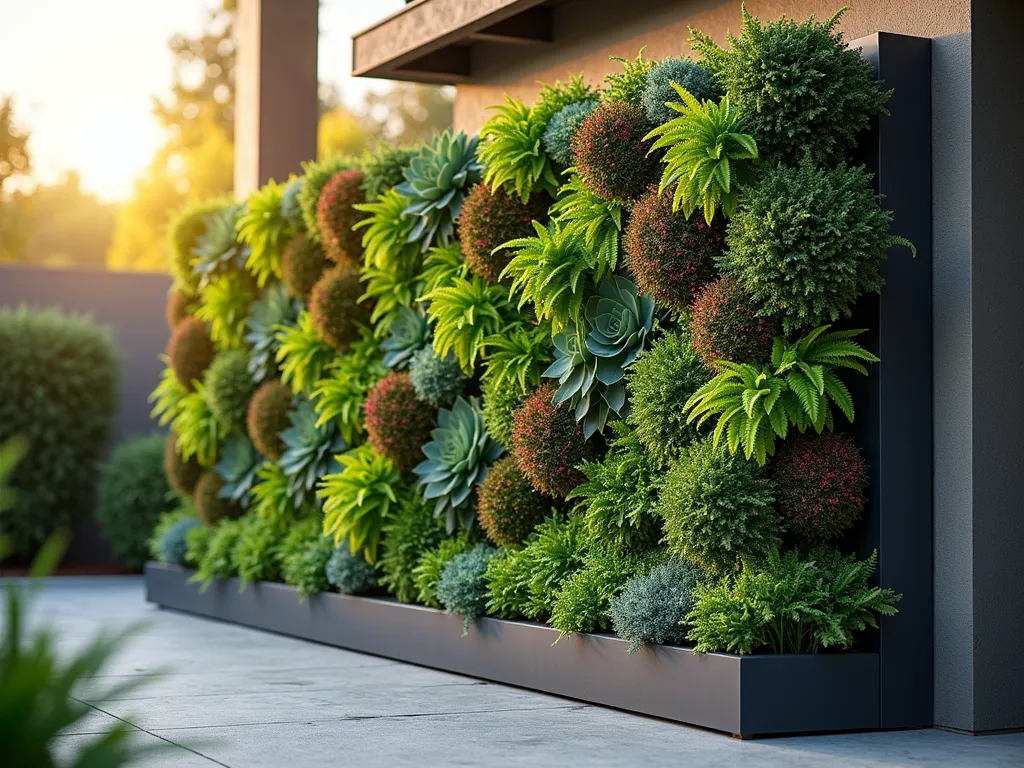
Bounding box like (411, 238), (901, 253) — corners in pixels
(251, 461), (309, 524)
(149, 357), (188, 425)
(684, 326), (879, 464)
(171, 382), (224, 468)
(274, 310), (336, 395)
(479, 97), (559, 203)
(532, 73), (598, 126)
(420, 276), (508, 375)
(194, 272), (255, 350)
(352, 188), (419, 270)
(499, 220), (594, 332)
(360, 253), (422, 336)
(312, 343), (387, 444)
(483, 322), (553, 395)
(602, 48), (656, 108)
(549, 171), (623, 278)
(419, 241), (469, 296)
(644, 87), (758, 223)
(318, 444), (403, 564)
(237, 180), (295, 286)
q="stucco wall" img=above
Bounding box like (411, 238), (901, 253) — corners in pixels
(452, 0), (979, 731)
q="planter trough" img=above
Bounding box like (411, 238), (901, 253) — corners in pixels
(146, 562), (879, 737)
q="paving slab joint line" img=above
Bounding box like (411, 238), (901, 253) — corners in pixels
(75, 698), (233, 768)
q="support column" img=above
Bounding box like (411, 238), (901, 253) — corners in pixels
(234, 0), (319, 198)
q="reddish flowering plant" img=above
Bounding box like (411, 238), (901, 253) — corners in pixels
(316, 169), (367, 265)
(772, 432), (869, 543)
(457, 182), (548, 282)
(510, 383), (595, 498)
(624, 185), (724, 316)
(364, 373), (436, 471)
(690, 277), (780, 367)
(571, 102), (660, 203)
(477, 455), (551, 546)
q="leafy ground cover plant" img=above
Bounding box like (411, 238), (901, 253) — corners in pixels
(378, 495), (446, 603)
(413, 533), (479, 609)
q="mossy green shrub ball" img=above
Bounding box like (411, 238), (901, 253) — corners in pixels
(477, 455), (551, 546)
(364, 373), (436, 471)
(625, 330), (710, 464)
(204, 348), (258, 433)
(164, 435), (202, 495)
(571, 102), (660, 203)
(771, 432), (869, 544)
(511, 383), (594, 498)
(325, 546), (378, 595)
(481, 376), (528, 449)
(361, 145), (416, 202)
(167, 316), (215, 390)
(96, 434), (176, 569)
(193, 470), (240, 526)
(281, 233), (329, 301)
(642, 57), (715, 125)
(542, 100), (597, 168)
(316, 168), (367, 265)
(246, 379), (293, 460)
(309, 263), (371, 352)
(690, 277), (780, 368)
(624, 185), (724, 316)
(408, 346), (467, 409)
(457, 182), (548, 283)
(656, 439), (779, 577)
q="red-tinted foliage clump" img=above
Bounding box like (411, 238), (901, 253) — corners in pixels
(477, 455), (551, 546)
(246, 379), (293, 460)
(316, 169), (367, 265)
(510, 383), (594, 498)
(458, 183), (548, 282)
(308, 263), (371, 352)
(364, 373), (436, 472)
(167, 316), (215, 390)
(571, 102), (660, 203)
(281, 233), (329, 301)
(690, 277), (780, 367)
(164, 435), (202, 495)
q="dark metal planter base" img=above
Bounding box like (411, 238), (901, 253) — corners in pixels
(145, 562), (879, 737)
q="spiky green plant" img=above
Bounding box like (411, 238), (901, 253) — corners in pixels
(500, 220), (594, 332)
(204, 348), (257, 433)
(170, 382), (224, 468)
(378, 494), (446, 603)
(380, 305), (431, 370)
(542, 320), (625, 439)
(278, 401), (345, 504)
(644, 87), (758, 223)
(685, 326), (879, 465)
(419, 241), (470, 297)
(194, 272), (256, 350)
(312, 344), (387, 444)
(482, 322), (553, 395)
(396, 131), (482, 251)
(360, 253), (422, 337)
(167, 196), (231, 296)
(274, 310), (336, 395)
(532, 73), (599, 126)
(549, 172), (623, 277)
(479, 97), (559, 203)
(191, 203), (248, 286)
(149, 357), (188, 426)
(360, 144), (416, 201)
(244, 281), (300, 384)
(213, 434), (263, 507)
(421, 277), (508, 375)
(414, 397), (504, 533)
(352, 188), (417, 269)
(318, 444), (403, 563)
(251, 461), (307, 523)
(237, 180), (295, 286)
(298, 154), (357, 243)
(602, 48), (656, 108)
(231, 513), (284, 588)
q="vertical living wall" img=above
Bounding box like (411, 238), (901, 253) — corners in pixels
(145, 7), (933, 735)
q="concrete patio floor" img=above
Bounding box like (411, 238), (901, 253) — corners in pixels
(11, 576), (1024, 767)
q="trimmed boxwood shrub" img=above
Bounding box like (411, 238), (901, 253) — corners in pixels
(96, 434), (176, 569)
(0, 306), (119, 555)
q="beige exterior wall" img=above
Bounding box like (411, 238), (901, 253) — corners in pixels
(454, 0), (969, 132)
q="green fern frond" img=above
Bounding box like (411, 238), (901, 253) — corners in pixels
(483, 322), (554, 394)
(550, 172), (623, 279)
(420, 276), (508, 375)
(479, 97), (559, 203)
(352, 188), (419, 270)
(312, 347), (387, 444)
(274, 310), (337, 395)
(419, 241), (470, 297)
(149, 357), (188, 425)
(171, 382), (224, 468)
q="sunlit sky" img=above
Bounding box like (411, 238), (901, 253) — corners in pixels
(0, 0), (405, 201)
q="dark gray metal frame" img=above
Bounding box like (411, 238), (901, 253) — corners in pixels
(144, 33), (934, 737)
(146, 562), (879, 737)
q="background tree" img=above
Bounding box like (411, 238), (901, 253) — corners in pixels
(18, 172), (117, 269)
(361, 84), (454, 146)
(0, 96), (32, 261)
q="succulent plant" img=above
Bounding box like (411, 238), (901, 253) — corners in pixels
(191, 203), (249, 287)
(244, 281), (301, 384)
(414, 396), (504, 533)
(281, 233), (329, 301)
(409, 345), (467, 409)
(584, 276), (654, 380)
(167, 316), (215, 390)
(213, 434), (263, 507)
(542, 100), (598, 168)
(396, 131), (482, 251)
(542, 320), (624, 439)
(277, 400), (345, 505)
(246, 379), (293, 460)
(381, 305), (431, 369)
(319, 443), (404, 563)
